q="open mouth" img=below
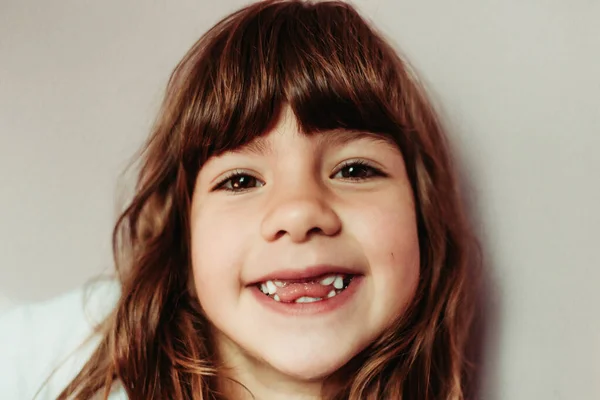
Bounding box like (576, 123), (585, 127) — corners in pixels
(256, 273), (355, 304)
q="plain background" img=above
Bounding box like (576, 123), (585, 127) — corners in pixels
(1, 0), (598, 399)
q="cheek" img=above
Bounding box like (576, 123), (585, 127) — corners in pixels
(189, 207), (254, 305)
(352, 197), (420, 305)
(354, 194), (419, 258)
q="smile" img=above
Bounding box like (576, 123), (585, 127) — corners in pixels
(257, 273), (354, 303)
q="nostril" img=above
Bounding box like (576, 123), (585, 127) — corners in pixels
(307, 227), (324, 236)
(260, 199), (341, 242)
(273, 226), (324, 241)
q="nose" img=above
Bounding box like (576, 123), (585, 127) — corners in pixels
(260, 182), (342, 243)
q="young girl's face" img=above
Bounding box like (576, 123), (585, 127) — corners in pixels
(190, 106), (420, 384)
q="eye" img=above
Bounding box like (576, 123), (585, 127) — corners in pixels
(331, 160), (386, 180)
(213, 170), (265, 192)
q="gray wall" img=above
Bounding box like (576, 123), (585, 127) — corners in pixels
(1, 1), (598, 399)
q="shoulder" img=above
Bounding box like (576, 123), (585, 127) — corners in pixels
(0, 279), (122, 399)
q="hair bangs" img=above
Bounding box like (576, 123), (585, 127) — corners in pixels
(278, 2), (404, 139)
(178, 0), (405, 174)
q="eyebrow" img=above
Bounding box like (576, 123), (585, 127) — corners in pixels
(232, 136), (273, 156)
(316, 129), (396, 149)
(231, 129), (396, 156)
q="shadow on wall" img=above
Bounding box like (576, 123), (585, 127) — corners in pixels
(451, 130), (500, 400)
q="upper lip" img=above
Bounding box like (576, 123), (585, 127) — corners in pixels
(249, 265), (361, 285)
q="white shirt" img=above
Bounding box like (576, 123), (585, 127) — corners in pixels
(0, 280), (127, 399)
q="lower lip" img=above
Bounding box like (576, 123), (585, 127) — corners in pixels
(250, 275), (363, 316)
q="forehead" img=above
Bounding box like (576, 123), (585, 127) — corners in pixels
(232, 130), (397, 157)
(227, 108), (398, 157)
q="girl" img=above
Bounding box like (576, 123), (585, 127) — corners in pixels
(2, 0), (479, 399)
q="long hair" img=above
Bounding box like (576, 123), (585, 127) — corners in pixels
(56, 1), (479, 398)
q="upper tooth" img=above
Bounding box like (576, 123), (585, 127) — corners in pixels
(319, 275), (336, 285)
(333, 276), (344, 289)
(274, 281), (285, 287)
(266, 281), (277, 295)
(260, 283), (268, 294)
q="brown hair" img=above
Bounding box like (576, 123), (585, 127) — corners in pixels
(56, 0), (479, 398)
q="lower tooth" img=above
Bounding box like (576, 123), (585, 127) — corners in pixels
(327, 290), (336, 298)
(295, 296), (321, 303)
(273, 294), (281, 302)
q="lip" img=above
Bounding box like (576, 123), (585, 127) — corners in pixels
(250, 275), (363, 316)
(248, 265), (361, 285)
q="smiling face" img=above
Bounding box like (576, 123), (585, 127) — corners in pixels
(189, 107), (420, 391)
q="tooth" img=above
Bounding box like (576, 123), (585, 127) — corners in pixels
(273, 294), (281, 302)
(327, 290), (336, 298)
(333, 276), (344, 289)
(274, 280), (284, 287)
(266, 281), (277, 295)
(260, 283), (268, 294)
(319, 275), (336, 285)
(295, 296), (321, 303)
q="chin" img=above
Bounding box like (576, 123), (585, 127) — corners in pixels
(258, 338), (364, 381)
(266, 356), (347, 382)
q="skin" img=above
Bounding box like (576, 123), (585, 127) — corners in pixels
(190, 107), (420, 399)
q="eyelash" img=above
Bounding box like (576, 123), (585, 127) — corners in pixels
(212, 169), (260, 193)
(333, 159), (386, 180)
(212, 160), (386, 193)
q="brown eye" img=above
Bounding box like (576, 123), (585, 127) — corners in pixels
(216, 173), (264, 192)
(332, 161), (384, 180)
